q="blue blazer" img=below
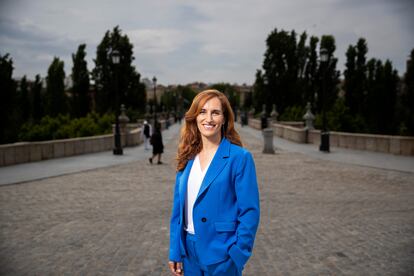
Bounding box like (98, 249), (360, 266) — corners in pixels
(169, 138), (260, 271)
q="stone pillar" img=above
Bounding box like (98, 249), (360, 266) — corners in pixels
(248, 107), (255, 119)
(262, 128), (275, 154)
(119, 104), (130, 146)
(270, 104), (279, 124)
(303, 102), (315, 144)
(303, 102), (315, 130)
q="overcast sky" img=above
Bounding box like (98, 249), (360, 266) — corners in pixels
(1, 0), (413, 85)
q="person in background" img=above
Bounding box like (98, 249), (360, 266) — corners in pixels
(168, 89), (260, 275)
(149, 122), (164, 165)
(142, 120), (152, 150)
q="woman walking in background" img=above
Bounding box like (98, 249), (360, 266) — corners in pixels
(149, 122), (164, 165)
(168, 90), (260, 275)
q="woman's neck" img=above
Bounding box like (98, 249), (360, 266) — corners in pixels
(200, 134), (221, 154)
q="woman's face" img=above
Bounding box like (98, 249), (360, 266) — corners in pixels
(196, 96), (225, 141)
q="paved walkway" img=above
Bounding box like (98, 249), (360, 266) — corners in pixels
(0, 124), (413, 275)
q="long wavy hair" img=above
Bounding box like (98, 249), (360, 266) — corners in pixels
(176, 89), (242, 171)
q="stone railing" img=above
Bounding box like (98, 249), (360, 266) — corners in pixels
(0, 118), (175, 167)
(307, 129), (414, 155)
(273, 123), (307, 143)
(0, 129), (142, 167)
(247, 118), (414, 156)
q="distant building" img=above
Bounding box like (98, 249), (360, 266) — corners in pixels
(187, 82), (209, 93)
(142, 77), (166, 104)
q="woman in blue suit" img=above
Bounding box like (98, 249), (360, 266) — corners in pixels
(169, 90), (260, 275)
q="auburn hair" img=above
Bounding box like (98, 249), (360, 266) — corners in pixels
(176, 89), (242, 171)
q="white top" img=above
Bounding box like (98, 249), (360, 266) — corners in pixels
(185, 154), (211, 234)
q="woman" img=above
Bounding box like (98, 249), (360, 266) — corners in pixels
(149, 122), (164, 165)
(168, 90), (260, 275)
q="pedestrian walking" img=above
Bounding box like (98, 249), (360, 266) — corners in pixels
(142, 120), (152, 150)
(168, 89), (260, 276)
(149, 122), (164, 165)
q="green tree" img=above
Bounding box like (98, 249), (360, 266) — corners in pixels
(71, 44), (90, 117)
(168, 85), (196, 114)
(252, 70), (265, 114)
(32, 74), (44, 122)
(0, 53), (17, 143)
(18, 75), (31, 122)
(262, 29), (299, 114)
(161, 88), (175, 112)
(316, 35), (340, 114)
(45, 57), (67, 116)
(303, 36), (319, 104)
(210, 83), (240, 110)
(125, 70), (146, 112)
(372, 60), (399, 134)
(92, 26), (146, 114)
(401, 49), (414, 134)
(344, 45), (357, 112)
(344, 38), (368, 115)
(259, 28), (336, 118)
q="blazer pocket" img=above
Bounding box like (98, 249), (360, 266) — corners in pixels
(215, 221), (237, 232)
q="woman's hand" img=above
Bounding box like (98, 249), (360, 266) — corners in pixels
(168, 261), (183, 276)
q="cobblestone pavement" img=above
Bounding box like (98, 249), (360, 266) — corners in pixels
(1, 126), (413, 275)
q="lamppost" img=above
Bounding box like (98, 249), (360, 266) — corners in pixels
(319, 48), (330, 152)
(152, 76), (157, 128)
(112, 49), (123, 155)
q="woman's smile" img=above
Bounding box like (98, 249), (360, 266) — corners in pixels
(202, 123), (216, 130)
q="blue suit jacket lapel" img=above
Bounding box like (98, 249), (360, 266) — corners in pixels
(195, 138), (230, 203)
(179, 159), (194, 213)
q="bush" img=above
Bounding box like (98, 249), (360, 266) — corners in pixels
(314, 98), (368, 133)
(18, 112), (115, 141)
(125, 108), (144, 122)
(279, 105), (306, 121)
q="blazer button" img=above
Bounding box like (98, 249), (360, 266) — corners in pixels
(201, 217), (207, 222)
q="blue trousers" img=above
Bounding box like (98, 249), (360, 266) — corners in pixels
(184, 232), (241, 276)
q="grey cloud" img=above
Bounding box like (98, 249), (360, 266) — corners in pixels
(1, 0), (413, 83)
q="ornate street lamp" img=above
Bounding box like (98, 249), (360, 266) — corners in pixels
(319, 48), (330, 152)
(152, 76), (157, 128)
(112, 49), (123, 155)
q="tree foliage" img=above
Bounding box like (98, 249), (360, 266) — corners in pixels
(166, 85), (197, 114)
(32, 74), (44, 122)
(400, 49), (414, 134)
(252, 70), (265, 113)
(344, 38), (368, 115)
(210, 83), (240, 109)
(45, 57), (67, 116)
(256, 28), (339, 118)
(1, 26), (151, 144)
(344, 38), (400, 134)
(0, 53), (17, 143)
(92, 26), (146, 114)
(71, 44), (90, 117)
(316, 35), (340, 113)
(18, 75), (31, 122)
(19, 112), (114, 141)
